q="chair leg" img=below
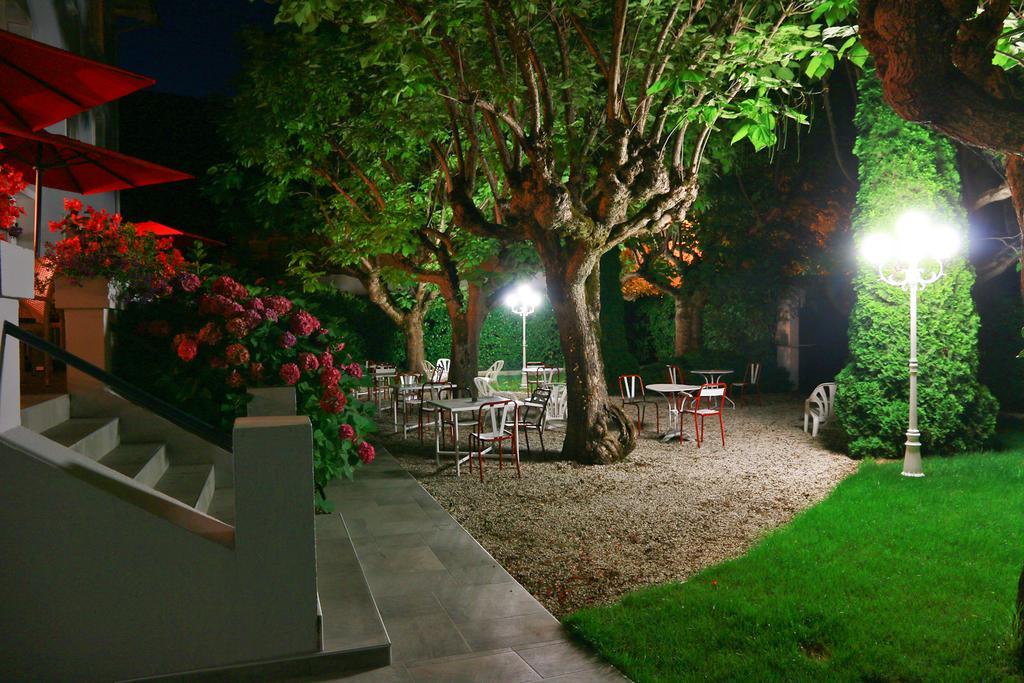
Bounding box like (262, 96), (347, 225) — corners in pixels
(514, 437), (522, 478)
(498, 438), (504, 470)
(694, 412), (701, 448)
(719, 414), (725, 447)
(478, 442), (485, 482)
(524, 427), (532, 456)
(538, 426), (546, 455)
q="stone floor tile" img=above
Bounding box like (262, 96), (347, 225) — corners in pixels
(362, 568), (457, 598)
(385, 611), (472, 664)
(455, 612), (565, 652)
(514, 640), (609, 678)
(374, 592), (447, 619)
(447, 560), (516, 586)
(435, 582), (548, 623)
(359, 545), (447, 575)
(405, 650), (541, 683)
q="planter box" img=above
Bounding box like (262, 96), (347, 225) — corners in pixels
(0, 240), (35, 299)
(53, 276), (120, 310)
(247, 387), (298, 417)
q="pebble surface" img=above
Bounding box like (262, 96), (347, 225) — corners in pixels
(380, 396), (857, 618)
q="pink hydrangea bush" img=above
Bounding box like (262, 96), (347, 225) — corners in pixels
(115, 272), (375, 510)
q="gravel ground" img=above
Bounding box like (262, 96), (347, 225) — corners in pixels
(375, 395), (857, 618)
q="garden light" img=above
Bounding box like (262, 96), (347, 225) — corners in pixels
(860, 210), (960, 477)
(505, 283), (541, 388)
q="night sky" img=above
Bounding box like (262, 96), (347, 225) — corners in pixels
(116, 0), (277, 98)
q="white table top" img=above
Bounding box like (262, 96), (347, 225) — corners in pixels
(690, 369), (733, 375)
(646, 383), (701, 393)
(425, 397), (513, 412)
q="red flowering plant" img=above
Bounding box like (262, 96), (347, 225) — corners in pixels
(0, 163), (26, 239)
(43, 200), (185, 299)
(113, 271), (375, 511)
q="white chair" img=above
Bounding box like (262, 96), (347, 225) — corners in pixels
(481, 359), (504, 382)
(474, 376), (497, 398)
(422, 359), (436, 383)
(434, 358), (451, 383)
(731, 362), (762, 407)
(804, 382), (837, 437)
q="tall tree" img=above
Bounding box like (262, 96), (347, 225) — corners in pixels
(222, 29), (522, 391)
(277, 0), (853, 463)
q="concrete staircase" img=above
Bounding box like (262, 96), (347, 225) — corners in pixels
(14, 392), (391, 680)
(21, 395), (231, 523)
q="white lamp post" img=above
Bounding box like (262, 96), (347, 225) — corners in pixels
(505, 283), (541, 389)
(860, 210), (960, 477)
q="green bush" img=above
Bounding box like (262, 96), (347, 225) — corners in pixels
(835, 72), (997, 458)
(978, 294), (1024, 412)
(628, 297), (676, 363)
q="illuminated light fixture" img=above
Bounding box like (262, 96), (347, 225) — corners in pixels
(859, 210), (960, 477)
(505, 283), (541, 389)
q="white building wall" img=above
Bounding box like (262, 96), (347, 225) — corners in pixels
(3, 0), (119, 259)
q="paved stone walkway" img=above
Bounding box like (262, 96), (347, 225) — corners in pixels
(302, 449), (626, 682)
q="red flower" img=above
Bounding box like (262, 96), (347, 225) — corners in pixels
(249, 362), (264, 380)
(298, 352), (319, 373)
(319, 385), (347, 414)
(226, 370), (245, 388)
(345, 362), (363, 379)
(338, 423), (355, 441)
(265, 295), (292, 316)
(225, 343), (250, 367)
(320, 366), (341, 388)
(209, 356), (227, 369)
(211, 275), (248, 300)
(357, 441), (375, 465)
(197, 322), (222, 346)
(289, 310), (320, 336)
(176, 337), (198, 363)
(226, 317), (249, 338)
(178, 272), (201, 292)
(319, 351), (334, 368)
(277, 331), (296, 349)
(242, 309), (263, 330)
(279, 363), (300, 386)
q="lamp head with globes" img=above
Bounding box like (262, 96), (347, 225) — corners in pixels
(860, 210), (960, 287)
(505, 282), (541, 317)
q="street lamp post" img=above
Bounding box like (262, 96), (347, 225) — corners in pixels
(860, 210), (960, 477)
(505, 283), (540, 389)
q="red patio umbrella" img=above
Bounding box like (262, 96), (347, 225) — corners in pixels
(0, 30), (155, 132)
(0, 123), (192, 255)
(134, 220), (225, 247)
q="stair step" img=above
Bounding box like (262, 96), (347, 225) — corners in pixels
(155, 465), (215, 512)
(20, 394), (70, 433)
(41, 417), (119, 460)
(98, 443), (168, 487)
(207, 488), (235, 525)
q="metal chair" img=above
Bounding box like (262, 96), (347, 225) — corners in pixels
(404, 382), (452, 442)
(434, 358), (451, 383)
(468, 399), (519, 481)
(681, 383), (727, 448)
(666, 364), (684, 384)
(518, 386), (551, 456)
(394, 372), (421, 431)
(731, 362), (763, 407)
(618, 374), (659, 432)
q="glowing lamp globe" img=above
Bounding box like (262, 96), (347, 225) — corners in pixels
(860, 232), (894, 266)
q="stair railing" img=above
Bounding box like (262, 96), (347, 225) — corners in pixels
(1, 321), (231, 450)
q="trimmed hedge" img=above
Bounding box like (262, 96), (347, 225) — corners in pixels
(835, 72), (997, 458)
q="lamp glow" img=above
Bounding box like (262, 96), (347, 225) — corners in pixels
(505, 283), (541, 388)
(860, 210), (960, 478)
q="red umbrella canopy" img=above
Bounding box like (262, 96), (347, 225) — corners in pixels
(0, 30), (155, 132)
(134, 220), (225, 247)
(0, 123), (192, 194)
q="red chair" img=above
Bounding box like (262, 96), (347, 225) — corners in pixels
(618, 374), (659, 432)
(468, 399), (519, 482)
(731, 362), (763, 407)
(681, 383), (727, 448)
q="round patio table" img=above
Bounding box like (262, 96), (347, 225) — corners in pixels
(646, 383), (700, 442)
(689, 369), (737, 408)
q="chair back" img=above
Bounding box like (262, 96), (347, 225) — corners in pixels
(809, 382), (837, 418)
(473, 376), (497, 398)
(745, 362), (762, 384)
(484, 360), (505, 380)
(398, 372), (419, 387)
(540, 366), (557, 386)
(419, 381), (452, 403)
(618, 374), (645, 400)
(666, 364), (684, 384)
(435, 358), (451, 382)
(422, 359), (436, 381)
(478, 399), (517, 436)
(696, 382), (727, 412)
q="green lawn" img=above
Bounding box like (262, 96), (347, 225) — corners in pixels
(566, 443), (1024, 682)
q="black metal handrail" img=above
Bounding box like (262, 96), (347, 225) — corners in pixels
(2, 321), (232, 451)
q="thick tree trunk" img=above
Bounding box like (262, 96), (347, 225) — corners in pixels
(546, 262), (636, 464)
(688, 295), (705, 352)
(402, 308), (427, 374)
(1005, 155), (1024, 303)
(447, 283), (489, 398)
(673, 294), (688, 357)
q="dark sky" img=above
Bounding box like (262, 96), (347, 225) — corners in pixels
(116, 0), (277, 98)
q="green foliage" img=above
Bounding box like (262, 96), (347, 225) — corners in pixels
(836, 72), (997, 458)
(976, 294), (1024, 412)
(567, 448), (1024, 680)
(628, 296), (676, 363)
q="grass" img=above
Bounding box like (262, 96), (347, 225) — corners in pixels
(565, 443), (1024, 682)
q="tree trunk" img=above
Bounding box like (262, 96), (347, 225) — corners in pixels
(688, 296), (705, 352)
(402, 307), (427, 375)
(1005, 155), (1024, 303)
(447, 283), (489, 397)
(546, 261), (636, 464)
(673, 294), (688, 357)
